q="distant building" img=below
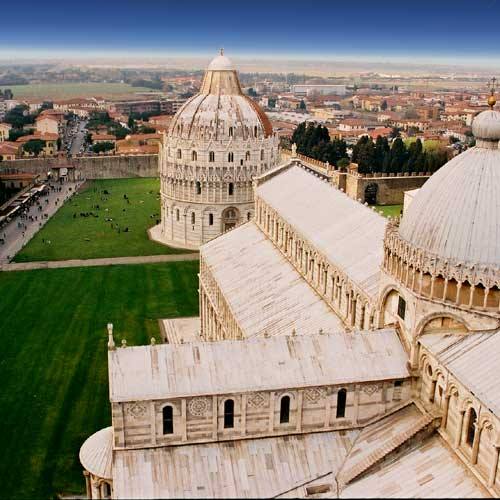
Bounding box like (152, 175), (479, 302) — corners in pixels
(292, 84), (347, 96)
(0, 141), (20, 161)
(0, 123), (12, 142)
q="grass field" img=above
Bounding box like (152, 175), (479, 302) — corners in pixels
(371, 204), (403, 218)
(0, 261), (199, 499)
(15, 178), (189, 262)
(0, 82), (152, 99)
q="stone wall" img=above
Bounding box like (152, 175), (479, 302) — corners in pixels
(0, 154), (159, 180)
(111, 379), (411, 450)
(333, 171), (430, 205)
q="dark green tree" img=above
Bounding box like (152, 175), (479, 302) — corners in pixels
(390, 127), (401, 139)
(389, 138), (408, 173)
(22, 139), (46, 157)
(91, 142), (115, 154)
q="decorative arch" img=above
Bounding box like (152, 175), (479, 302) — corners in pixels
(415, 312), (469, 338)
(222, 206), (239, 232)
(378, 286), (404, 328)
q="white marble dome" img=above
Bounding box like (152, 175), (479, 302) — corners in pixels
(399, 109), (500, 268)
(168, 53), (272, 141)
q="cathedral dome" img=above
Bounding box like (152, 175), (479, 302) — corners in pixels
(398, 109), (500, 268)
(168, 51), (273, 141)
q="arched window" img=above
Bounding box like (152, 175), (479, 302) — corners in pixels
(228, 152), (234, 162)
(336, 388), (347, 418)
(196, 181), (201, 195)
(191, 212), (195, 225)
(209, 213), (214, 226)
(260, 149), (264, 161)
(254, 126), (258, 137)
(229, 126), (233, 137)
(224, 399), (234, 428)
(177, 149), (182, 159)
(280, 395), (290, 424)
(466, 407), (477, 446)
(228, 183), (234, 196)
(247, 211), (251, 221)
(245, 151), (250, 161)
(176, 209), (180, 221)
(209, 151), (215, 162)
(162, 406), (173, 434)
(103, 482), (112, 498)
(192, 150), (197, 161)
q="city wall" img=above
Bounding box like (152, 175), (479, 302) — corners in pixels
(340, 172), (430, 205)
(0, 154), (159, 180)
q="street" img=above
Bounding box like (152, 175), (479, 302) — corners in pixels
(70, 119), (88, 156)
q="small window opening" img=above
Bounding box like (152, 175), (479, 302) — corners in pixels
(224, 399), (234, 428)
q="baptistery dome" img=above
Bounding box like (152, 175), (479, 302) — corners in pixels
(398, 109), (500, 269)
(151, 51), (279, 250)
(168, 53), (273, 142)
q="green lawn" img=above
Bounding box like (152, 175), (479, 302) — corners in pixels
(15, 178), (189, 262)
(371, 204), (403, 218)
(0, 261), (199, 499)
(0, 83), (152, 99)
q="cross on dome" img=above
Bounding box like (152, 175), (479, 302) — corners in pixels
(207, 49), (234, 71)
(487, 76), (497, 109)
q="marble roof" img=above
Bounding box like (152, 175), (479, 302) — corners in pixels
(255, 165), (387, 298)
(108, 329), (409, 403)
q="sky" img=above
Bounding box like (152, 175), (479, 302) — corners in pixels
(2, 0), (500, 66)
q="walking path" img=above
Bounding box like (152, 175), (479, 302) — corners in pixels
(0, 180), (83, 264)
(1, 252), (199, 272)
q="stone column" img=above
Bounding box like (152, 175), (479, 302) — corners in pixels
(296, 390), (304, 432)
(455, 410), (465, 449)
(471, 423), (482, 464)
(441, 394), (451, 430)
(83, 470), (91, 499)
(488, 445), (500, 487)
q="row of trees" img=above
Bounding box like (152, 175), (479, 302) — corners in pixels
(290, 122), (449, 174)
(352, 136), (448, 174)
(291, 122), (350, 167)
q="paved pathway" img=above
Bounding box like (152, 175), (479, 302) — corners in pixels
(0, 252), (199, 272)
(0, 180), (83, 264)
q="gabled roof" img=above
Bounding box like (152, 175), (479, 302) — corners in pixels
(201, 221), (344, 338)
(256, 165), (387, 298)
(109, 329), (409, 403)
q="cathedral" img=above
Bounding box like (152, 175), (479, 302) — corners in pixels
(79, 53), (500, 498)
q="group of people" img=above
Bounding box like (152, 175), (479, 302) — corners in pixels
(0, 181), (76, 258)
